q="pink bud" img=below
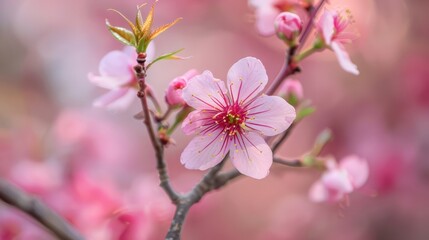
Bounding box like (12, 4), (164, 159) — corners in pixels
(165, 69), (198, 107)
(274, 12), (302, 42)
(278, 79), (303, 105)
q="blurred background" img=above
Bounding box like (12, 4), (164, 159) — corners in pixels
(0, 0), (428, 239)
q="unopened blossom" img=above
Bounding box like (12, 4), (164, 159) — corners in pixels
(309, 155), (369, 202)
(274, 12), (302, 43)
(165, 69), (198, 107)
(181, 57), (296, 179)
(88, 44), (154, 110)
(249, 0), (307, 36)
(278, 79), (303, 105)
(318, 9), (359, 75)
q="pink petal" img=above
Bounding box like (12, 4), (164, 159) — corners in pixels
(321, 169), (354, 194)
(122, 46), (138, 63)
(230, 132), (272, 179)
(318, 9), (335, 45)
(227, 57), (268, 104)
(98, 50), (134, 84)
(182, 71), (228, 110)
(146, 41), (156, 62)
(308, 180), (329, 202)
(88, 72), (123, 89)
(182, 110), (212, 135)
(246, 95), (295, 136)
(180, 130), (229, 170)
(93, 88), (136, 110)
(340, 155), (369, 189)
(255, 7), (279, 36)
(331, 41), (359, 75)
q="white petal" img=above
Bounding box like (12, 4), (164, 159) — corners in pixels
(331, 42), (359, 75)
(98, 50), (134, 84)
(230, 132), (272, 179)
(93, 88), (136, 110)
(309, 180), (329, 202)
(182, 71), (228, 110)
(245, 95), (295, 136)
(227, 57), (268, 105)
(340, 155), (369, 189)
(180, 130), (229, 170)
(88, 72), (124, 89)
(319, 9), (335, 45)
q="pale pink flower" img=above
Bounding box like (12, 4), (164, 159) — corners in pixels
(88, 44), (154, 110)
(318, 9), (359, 75)
(274, 12), (302, 41)
(181, 57), (296, 179)
(165, 69), (198, 107)
(249, 0), (306, 36)
(309, 156), (369, 202)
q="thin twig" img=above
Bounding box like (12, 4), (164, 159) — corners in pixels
(297, 0), (327, 52)
(0, 179), (84, 240)
(266, 46), (298, 96)
(273, 157), (303, 167)
(271, 123), (295, 153)
(134, 57), (180, 204)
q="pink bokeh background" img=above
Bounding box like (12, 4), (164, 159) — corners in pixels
(1, 0), (428, 239)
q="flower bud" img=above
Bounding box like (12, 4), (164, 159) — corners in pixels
(165, 69), (198, 107)
(274, 12), (302, 45)
(278, 79), (303, 106)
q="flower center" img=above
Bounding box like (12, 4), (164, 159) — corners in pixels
(213, 103), (247, 136)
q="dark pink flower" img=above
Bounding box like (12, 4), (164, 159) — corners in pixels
(181, 57), (296, 179)
(165, 69), (198, 107)
(274, 12), (302, 41)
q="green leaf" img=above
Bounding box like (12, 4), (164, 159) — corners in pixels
(106, 20), (136, 46)
(146, 49), (186, 69)
(296, 106), (315, 122)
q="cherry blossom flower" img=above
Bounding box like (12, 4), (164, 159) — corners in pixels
(181, 57), (296, 179)
(88, 43), (154, 110)
(309, 155), (369, 202)
(318, 9), (359, 75)
(165, 69), (198, 107)
(249, 0), (307, 36)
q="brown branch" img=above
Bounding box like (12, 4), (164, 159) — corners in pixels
(0, 179), (84, 240)
(134, 55), (180, 204)
(273, 157), (303, 167)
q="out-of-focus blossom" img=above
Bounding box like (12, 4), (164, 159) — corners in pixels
(88, 44), (154, 110)
(249, 0), (307, 36)
(181, 57), (296, 179)
(274, 12), (302, 43)
(317, 9), (359, 75)
(0, 208), (52, 240)
(9, 159), (62, 195)
(278, 79), (303, 105)
(165, 69), (198, 107)
(309, 156), (369, 202)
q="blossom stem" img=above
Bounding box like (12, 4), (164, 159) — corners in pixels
(294, 45), (319, 62)
(0, 178), (84, 240)
(135, 57), (180, 204)
(272, 123), (296, 153)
